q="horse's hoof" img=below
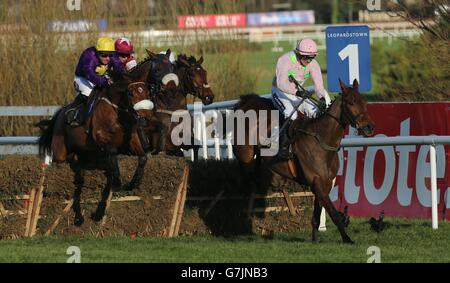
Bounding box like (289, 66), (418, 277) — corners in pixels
(111, 185), (122, 192)
(343, 239), (355, 245)
(74, 216), (84, 226)
(122, 182), (135, 191)
(90, 212), (103, 222)
(112, 179), (122, 189)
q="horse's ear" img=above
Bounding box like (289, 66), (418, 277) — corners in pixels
(146, 49), (156, 58)
(339, 78), (349, 93)
(179, 56), (190, 67)
(352, 79), (359, 91)
(166, 49), (171, 56)
(197, 56), (204, 65)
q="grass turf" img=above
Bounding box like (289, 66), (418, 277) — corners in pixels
(0, 218), (449, 263)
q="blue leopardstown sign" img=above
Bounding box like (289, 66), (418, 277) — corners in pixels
(326, 25), (371, 92)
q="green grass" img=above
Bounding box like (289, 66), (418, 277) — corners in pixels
(1, 218), (449, 263)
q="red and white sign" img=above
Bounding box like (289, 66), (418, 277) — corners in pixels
(178, 14), (246, 29)
(332, 102), (450, 220)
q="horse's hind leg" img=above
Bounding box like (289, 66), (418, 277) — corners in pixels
(311, 198), (322, 243)
(70, 161), (85, 226)
(313, 177), (354, 244)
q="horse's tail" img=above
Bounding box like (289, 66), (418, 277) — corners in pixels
(233, 93), (262, 110)
(36, 107), (63, 157)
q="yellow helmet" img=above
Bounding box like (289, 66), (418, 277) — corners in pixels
(95, 37), (115, 52)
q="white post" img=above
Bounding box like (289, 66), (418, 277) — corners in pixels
(225, 110), (234, 160)
(190, 149), (194, 162)
(200, 112), (208, 160)
(44, 153), (51, 166)
(214, 136), (220, 160)
(211, 111), (220, 160)
(430, 144), (438, 230)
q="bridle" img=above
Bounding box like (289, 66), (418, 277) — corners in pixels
(101, 81), (149, 114)
(325, 93), (365, 130)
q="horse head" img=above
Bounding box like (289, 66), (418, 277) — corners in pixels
(339, 78), (375, 137)
(146, 49), (179, 92)
(176, 54), (214, 105)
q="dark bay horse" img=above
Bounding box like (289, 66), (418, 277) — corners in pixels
(36, 53), (176, 225)
(144, 53), (215, 157)
(233, 79), (375, 244)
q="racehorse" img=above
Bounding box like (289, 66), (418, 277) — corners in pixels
(36, 52), (176, 225)
(145, 53), (215, 158)
(233, 79), (375, 244)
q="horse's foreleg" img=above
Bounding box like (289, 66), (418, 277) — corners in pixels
(311, 198), (322, 243)
(91, 174), (113, 222)
(91, 152), (118, 221)
(312, 177), (354, 244)
(123, 155), (147, 191)
(105, 146), (121, 191)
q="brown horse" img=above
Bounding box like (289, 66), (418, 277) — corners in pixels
(36, 53), (176, 225)
(145, 53), (215, 157)
(233, 79), (375, 244)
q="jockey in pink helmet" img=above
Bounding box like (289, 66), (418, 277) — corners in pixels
(115, 37), (138, 71)
(271, 38), (331, 159)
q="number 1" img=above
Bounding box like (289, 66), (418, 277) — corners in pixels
(338, 44), (359, 84)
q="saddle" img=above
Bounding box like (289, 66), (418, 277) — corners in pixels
(65, 89), (100, 128)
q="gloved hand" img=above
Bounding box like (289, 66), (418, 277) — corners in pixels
(296, 90), (307, 97)
(318, 97), (327, 111)
(107, 78), (114, 86)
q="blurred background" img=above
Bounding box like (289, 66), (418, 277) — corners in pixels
(0, 0), (448, 135)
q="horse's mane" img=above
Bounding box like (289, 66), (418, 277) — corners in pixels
(128, 55), (153, 74)
(177, 54), (198, 65)
(290, 95), (342, 134)
(234, 93), (264, 110)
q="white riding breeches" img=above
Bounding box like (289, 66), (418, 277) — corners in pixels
(271, 86), (331, 120)
(74, 76), (95, 97)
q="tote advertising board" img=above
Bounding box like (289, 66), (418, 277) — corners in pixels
(332, 102), (450, 220)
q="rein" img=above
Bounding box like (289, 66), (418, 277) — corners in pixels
(295, 128), (340, 152)
(100, 81), (148, 112)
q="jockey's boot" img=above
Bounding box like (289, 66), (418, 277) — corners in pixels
(137, 117), (150, 151)
(66, 94), (88, 127)
(277, 119), (293, 159)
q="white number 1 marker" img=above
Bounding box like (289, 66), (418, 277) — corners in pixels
(339, 44), (360, 84)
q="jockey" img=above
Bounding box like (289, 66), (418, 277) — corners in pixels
(271, 38), (331, 159)
(115, 37), (138, 71)
(67, 37), (124, 126)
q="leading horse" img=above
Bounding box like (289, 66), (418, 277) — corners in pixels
(233, 79), (375, 244)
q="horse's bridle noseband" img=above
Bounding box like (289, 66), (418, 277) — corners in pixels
(326, 94), (365, 130)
